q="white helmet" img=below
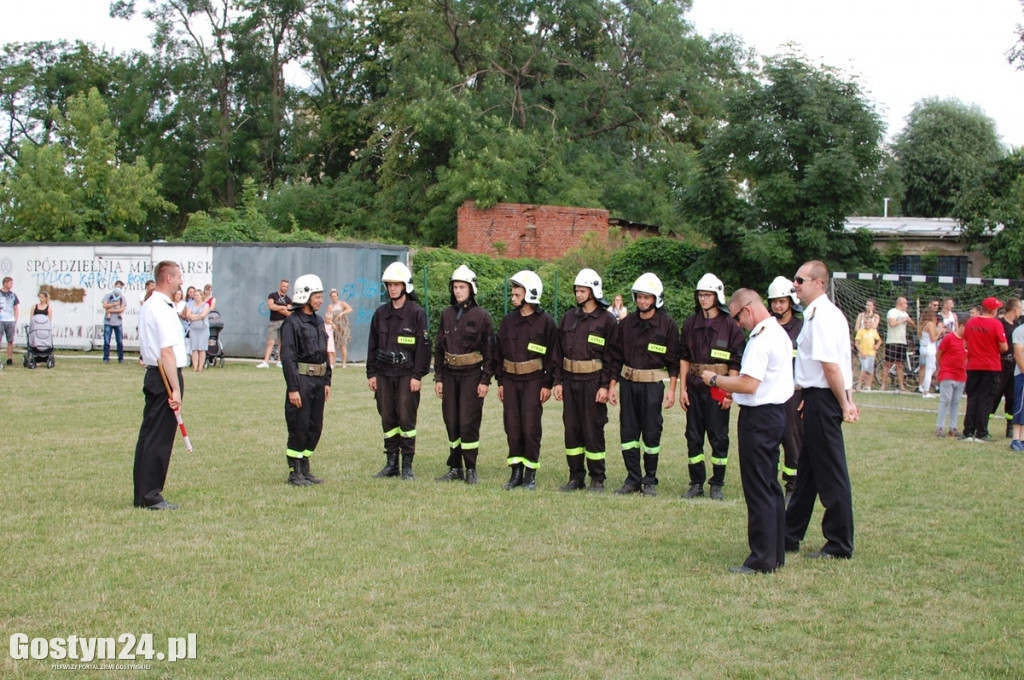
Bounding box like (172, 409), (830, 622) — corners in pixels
(767, 276), (799, 305)
(450, 265), (478, 295)
(292, 274), (324, 306)
(510, 270), (542, 305)
(574, 268), (605, 302)
(382, 261), (414, 295)
(631, 272), (664, 309)
(695, 273), (726, 305)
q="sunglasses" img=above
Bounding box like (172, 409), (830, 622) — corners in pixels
(731, 304), (749, 323)
(793, 276), (818, 285)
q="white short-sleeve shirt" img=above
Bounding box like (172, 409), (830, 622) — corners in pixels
(795, 294), (853, 391)
(732, 316), (794, 407)
(139, 291), (187, 368)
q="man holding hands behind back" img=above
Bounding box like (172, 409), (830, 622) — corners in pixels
(702, 289), (793, 573)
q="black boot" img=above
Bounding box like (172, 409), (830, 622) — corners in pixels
(373, 452), (400, 478)
(558, 476), (586, 492)
(301, 457), (324, 484)
(465, 468), (479, 485)
(435, 467), (464, 482)
(287, 456), (311, 486)
(503, 463), (524, 490)
(559, 454), (586, 492)
(522, 467), (537, 491)
(401, 454), (415, 480)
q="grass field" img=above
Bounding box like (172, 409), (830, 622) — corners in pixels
(2, 355), (1023, 679)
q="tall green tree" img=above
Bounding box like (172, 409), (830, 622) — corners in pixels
(892, 97), (1003, 218)
(955, 148), (1024, 277)
(0, 88), (174, 241)
(682, 54), (884, 288)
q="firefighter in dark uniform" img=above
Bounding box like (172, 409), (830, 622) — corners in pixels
(607, 273), (679, 497)
(433, 265), (495, 485)
(552, 268), (618, 493)
(679, 273), (745, 500)
(367, 261), (430, 480)
(492, 270), (557, 491)
(281, 274), (332, 486)
(768, 275), (804, 504)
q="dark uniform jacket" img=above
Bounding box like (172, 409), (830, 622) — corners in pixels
(552, 305), (618, 389)
(433, 302), (495, 385)
(281, 309), (332, 392)
(679, 312), (746, 392)
(779, 315), (804, 356)
(366, 300), (430, 380)
(608, 308), (681, 379)
(492, 308), (557, 388)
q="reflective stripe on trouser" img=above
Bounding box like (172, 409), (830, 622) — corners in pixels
(502, 375), (544, 466)
(562, 375), (609, 481)
(685, 388), (730, 486)
(442, 370), (485, 468)
(618, 380), (664, 485)
(285, 374), (326, 455)
(376, 373), (421, 456)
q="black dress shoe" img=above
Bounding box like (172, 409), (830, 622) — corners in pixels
(147, 501), (180, 510)
(805, 551), (849, 560)
(727, 565), (758, 574)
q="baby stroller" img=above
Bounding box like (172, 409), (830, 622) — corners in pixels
(205, 309), (225, 368)
(23, 313), (55, 369)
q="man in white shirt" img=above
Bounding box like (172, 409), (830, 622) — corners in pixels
(882, 296), (915, 392)
(133, 261), (188, 510)
(785, 260), (858, 560)
(702, 289), (794, 574)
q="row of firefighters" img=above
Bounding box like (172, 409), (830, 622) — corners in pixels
(281, 263), (804, 499)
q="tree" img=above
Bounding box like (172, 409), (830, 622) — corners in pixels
(682, 54), (884, 288)
(893, 97), (1003, 218)
(0, 88), (174, 241)
(955, 148), (1024, 278)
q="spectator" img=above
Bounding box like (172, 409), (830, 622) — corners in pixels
(935, 314), (968, 437)
(961, 298), (1008, 442)
(1010, 318), (1024, 451)
(187, 287), (211, 372)
(258, 279), (292, 369)
(990, 298), (1021, 438)
(853, 299), (880, 332)
(325, 289), (354, 368)
(609, 294), (628, 322)
(939, 297), (957, 335)
(854, 316), (881, 392)
(917, 309), (939, 397)
(882, 296), (915, 392)
(101, 281), (126, 364)
(34, 291), (53, 320)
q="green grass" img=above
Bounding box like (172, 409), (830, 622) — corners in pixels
(2, 356), (1023, 679)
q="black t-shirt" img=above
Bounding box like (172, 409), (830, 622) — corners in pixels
(268, 291), (292, 322)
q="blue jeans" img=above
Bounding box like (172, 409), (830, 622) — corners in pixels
(103, 324), (123, 362)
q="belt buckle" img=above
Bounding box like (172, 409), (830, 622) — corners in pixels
(306, 365), (316, 376)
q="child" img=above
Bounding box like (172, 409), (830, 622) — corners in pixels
(935, 314), (968, 437)
(855, 316), (882, 391)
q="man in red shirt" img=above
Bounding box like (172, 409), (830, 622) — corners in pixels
(961, 298), (1008, 442)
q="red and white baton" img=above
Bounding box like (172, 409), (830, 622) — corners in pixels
(157, 363), (194, 452)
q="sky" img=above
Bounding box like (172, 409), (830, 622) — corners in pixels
(1, 0), (1023, 147)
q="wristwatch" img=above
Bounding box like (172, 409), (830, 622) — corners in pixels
(710, 375), (718, 387)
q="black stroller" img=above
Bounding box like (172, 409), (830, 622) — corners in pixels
(205, 309), (225, 368)
(23, 313), (55, 369)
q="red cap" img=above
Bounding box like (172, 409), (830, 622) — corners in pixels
(981, 297), (1003, 311)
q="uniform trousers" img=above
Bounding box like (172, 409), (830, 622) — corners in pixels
(991, 358), (1016, 422)
(441, 369), (485, 469)
(685, 387), (731, 487)
(376, 373), (421, 456)
(133, 367), (184, 507)
(738, 404), (787, 572)
(285, 374), (326, 455)
(778, 390), (803, 494)
(785, 387), (854, 558)
(502, 375), (544, 467)
(963, 370), (1000, 438)
(618, 380), (664, 486)
(562, 374), (608, 482)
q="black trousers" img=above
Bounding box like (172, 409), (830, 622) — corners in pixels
(685, 387), (731, 486)
(618, 380), (664, 486)
(285, 374), (326, 455)
(777, 390), (803, 493)
(502, 375), (544, 467)
(738, 404), (787, 572)
(785, 387), (854, 558)
(441, 369), (485, 468)
(991, 358), (1015, 421)
(376, 374), (421, 456)
(133, 367), (184, 508)
(562, 374), (608, 482)
(964, 370), (1000, 438)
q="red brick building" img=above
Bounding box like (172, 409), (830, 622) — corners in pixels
(456, 201), (656, 261)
